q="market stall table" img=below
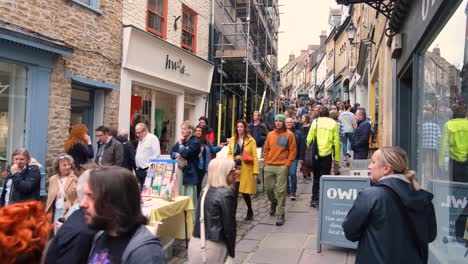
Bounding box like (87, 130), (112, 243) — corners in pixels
(142, 195), (194, 248)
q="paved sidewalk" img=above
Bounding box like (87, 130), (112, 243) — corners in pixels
(169, 166), (356, 264)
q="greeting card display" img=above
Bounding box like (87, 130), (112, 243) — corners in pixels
(142, 159), (178, 201)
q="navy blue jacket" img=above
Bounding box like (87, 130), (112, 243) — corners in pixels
(290, 127), (305, 160)
(0, 164), (41, 207)
(343, 176), (437, 264)
(249, 122), (268, 147)
(351, 119), (371, 153)
(171, 136), (201, 185)
(45, 209), (97, 264)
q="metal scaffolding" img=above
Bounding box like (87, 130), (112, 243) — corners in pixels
(214, 0), (280, 122)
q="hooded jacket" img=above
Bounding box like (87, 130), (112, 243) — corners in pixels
(343, 175), (437, 264)
(89, 225), (165, 264)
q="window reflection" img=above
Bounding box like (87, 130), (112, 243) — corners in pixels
(420, 1), (468, 262)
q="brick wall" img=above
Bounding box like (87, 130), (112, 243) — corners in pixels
(123, 0), (210, 60)
(0, 0), (122, 172)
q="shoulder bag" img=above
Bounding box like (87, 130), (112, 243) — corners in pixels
(305, 119), (319, 169)
(199, 189), (234, 264)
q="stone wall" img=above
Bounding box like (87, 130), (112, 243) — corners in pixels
(0, 0), (122, 172)
(123, 0), (210, 60)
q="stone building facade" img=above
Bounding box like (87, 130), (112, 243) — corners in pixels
(120, 0), (213, 153)
(0, 0), (122, 176)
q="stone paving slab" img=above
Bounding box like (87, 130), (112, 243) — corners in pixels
(244, 224), (277, 240)
(260, 233), (309, 249)
(276, 212), (317, 234)
(236, 239), (261, 253)
(298, 248), (350, 264)
(249, 248), (304, 264)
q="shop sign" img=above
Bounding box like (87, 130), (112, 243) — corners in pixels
(325, 74), (334, 90)
(429, 180), (468, 262)
(397, 0), (445, 73)
(349, 73), (361, 90)
(165, 55), (190, 76)
(317, 175), (371, 253)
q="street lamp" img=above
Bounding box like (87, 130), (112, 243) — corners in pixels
(346, 21), (357, 43)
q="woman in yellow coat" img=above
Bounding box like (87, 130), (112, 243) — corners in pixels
(228, 120), (259, 220)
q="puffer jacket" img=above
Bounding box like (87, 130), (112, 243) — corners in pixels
(192, 187), (236, 258)
(343, 175), (437, 264)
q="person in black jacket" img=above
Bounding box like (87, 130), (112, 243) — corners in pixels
(188, 157), (238, 263)
(351, 108), (371, 159)
(44, 169), (97, 264)
(65, 124), (94, 169)
(115, 128), (136, 172)
(343, 146), (437, 264)
(0, 148), (41, 207)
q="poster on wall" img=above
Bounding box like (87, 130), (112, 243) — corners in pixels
(141, 159), (178, 201)
(429, 180), (468, 263)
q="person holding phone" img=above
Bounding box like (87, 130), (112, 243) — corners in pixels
(65, 124), (94, 170)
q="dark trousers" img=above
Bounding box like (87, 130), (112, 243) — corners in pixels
(451, 159), (468, 182)
(135, 168), (147, 190)
(232, 182), (252, 212)
(311, 154), (333, 201)
(196, 171), (206, 199)
(353, 151), (369, 160)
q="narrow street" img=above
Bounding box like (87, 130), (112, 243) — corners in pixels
(169, 167), (356, 264)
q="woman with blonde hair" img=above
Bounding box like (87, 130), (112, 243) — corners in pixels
(65, 124), (94, 169)
(188, 157), (238, 264)
(171, 120), (201, 204)
(46, 154), (78, 233)
(343, 146), (437, 264)
(228, 120), (259, 220)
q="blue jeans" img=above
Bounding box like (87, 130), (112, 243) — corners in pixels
(288, 160), (299, 193)
(343, 132), (353, 156)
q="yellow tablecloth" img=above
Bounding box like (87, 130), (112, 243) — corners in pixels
(142, 196), (194, 240)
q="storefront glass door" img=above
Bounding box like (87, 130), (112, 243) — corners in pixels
(70, 86), (94, 132)
(0, 61), (27, 176)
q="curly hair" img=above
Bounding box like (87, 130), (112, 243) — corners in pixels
(52, 154), (76, 175)
(0, 201), (52, 264)
(64, 124), (88, 152)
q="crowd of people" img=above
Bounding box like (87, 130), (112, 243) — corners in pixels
(0, 97), (439, 264)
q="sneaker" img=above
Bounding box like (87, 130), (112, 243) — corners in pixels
(290, 193), (296, 201)
(275, 214), (285, 226)
(269, 201), (277, 216)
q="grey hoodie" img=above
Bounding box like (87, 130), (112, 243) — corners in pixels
(89, 225), (166, 264)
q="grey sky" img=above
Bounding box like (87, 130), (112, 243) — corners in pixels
(278, 0), (339, 67)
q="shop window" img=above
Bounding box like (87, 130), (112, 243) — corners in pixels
(70, 0), (101, 14)
(417, 1), (468, 262)
(0, 62), (27, 180)
(181, 5), (197, 53)
(147, 0), (167, 38)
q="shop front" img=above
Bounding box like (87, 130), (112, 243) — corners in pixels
(395, 0), (468, 262)
(0, 26), (72, 184)
(119, 26), (214, 154)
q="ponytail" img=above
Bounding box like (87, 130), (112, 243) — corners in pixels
(403, 169), (420, 190)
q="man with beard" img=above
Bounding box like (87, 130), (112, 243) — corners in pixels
(80, 166), (165, 264)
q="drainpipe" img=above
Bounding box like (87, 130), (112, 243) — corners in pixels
(207, 0), (216, 117)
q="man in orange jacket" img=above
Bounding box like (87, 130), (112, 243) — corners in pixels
(263, 114), (297, 226)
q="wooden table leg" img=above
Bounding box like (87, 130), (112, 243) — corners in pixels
(184, 210), (188, 248)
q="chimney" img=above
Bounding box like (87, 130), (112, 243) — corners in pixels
(289, 54), (295, 62)
(320, 30), (327, 46)
(433, 44), (441, 57)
